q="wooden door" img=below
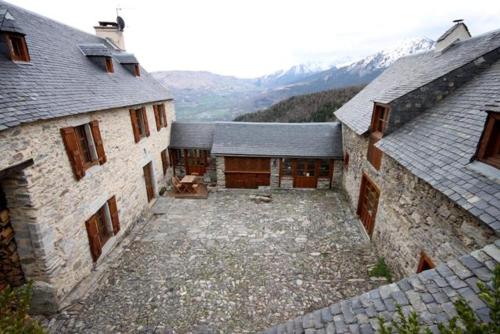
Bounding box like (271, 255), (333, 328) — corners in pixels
(357, 173), (380, 237)
(293, 159), (318, 188)
(186, 149), (208, 175)
(224, 157), (270, 189)
(143, 163), (155, 202)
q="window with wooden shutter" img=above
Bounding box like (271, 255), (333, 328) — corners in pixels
(476, 112), (500, 169)
(416, 251), (435, 273)
(143, 162), (155, 202)
(4, 33), (30, 62)
(160, 104), (168, 128)
(61, 127), (86, 180)
(85, 198), (117, 262)
(90, 120), (106, 164)
(130, 109), (141, 143)
(105, 57), (114, 73)
(161, 149), (169, 175)
(154, 105), (161, 131)
(107, 196), (120, 235)
(61, 122), (105, 180)
(367, 104), (390, 170)
(134, 64), (141, 77)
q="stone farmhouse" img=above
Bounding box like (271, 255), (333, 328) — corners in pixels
(0, 0), (499, 331)
(0, 1), (174, 312)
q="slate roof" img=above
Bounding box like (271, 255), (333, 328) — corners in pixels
(335, 29), (500, 135)
(436, 22), (470, 43)
(0, 1), (172, 131)
(211, 122), (343, 158)
(169, 122), (215, 150)
(113, 52), (139, 64)
(377, 60), (500, 231)
(78, 43), (112, 57)
(262, 241), (500, 334)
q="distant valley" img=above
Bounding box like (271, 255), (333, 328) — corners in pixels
(152, 37), (435, 121)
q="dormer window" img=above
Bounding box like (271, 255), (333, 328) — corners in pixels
(367, 104), (390, 170)
(105, 57), (114, 73)
(476, 112), (500, 169)
(113, 52), (140, 77)
(5, 33), (29, 62)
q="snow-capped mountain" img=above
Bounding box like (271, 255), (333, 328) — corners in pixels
(152, 37), (436, 121)
(342, 37), (435, 74)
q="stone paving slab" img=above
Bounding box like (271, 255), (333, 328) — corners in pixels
(45, 190), (384, 333)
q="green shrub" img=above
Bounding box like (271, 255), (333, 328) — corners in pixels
(370, 257), (393, 282)
(378, 264), (500, 334)
(0, 282), (46, 334)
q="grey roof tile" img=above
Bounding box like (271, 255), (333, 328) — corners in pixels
(260, 242), (500, 333)
(211, 122), (343, 158)
(0, 1), (172, 130)
(168, 122), (215, 150)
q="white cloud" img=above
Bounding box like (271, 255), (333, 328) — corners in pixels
(9, 0), (500, 77)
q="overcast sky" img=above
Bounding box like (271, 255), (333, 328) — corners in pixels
(10, 0), (500, 77)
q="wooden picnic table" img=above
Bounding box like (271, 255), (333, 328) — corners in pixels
(180, 175), (198, 184)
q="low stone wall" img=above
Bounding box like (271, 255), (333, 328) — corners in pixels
(216, 156), (225, 188)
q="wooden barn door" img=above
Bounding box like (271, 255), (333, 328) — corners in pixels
(225, 157), (270, 189)
(293, 159), (318, 188)
(357, 173), (380, 237)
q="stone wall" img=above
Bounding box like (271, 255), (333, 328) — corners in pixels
(216, 156), (225, 189)
(0, 100), (175, 312)
(374, 154), (496, 277)
(341, 125), (496, 278)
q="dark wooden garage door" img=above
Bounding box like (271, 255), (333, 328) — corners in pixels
(225, 157), (270, 188)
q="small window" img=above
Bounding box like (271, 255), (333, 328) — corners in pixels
(344, 152), (350, 171)
(154, 104), (168, 131)
(371, 104), (390, 133)
(319, 160), (331, 177)
(134, 64), (141, 77)
(476, 112), (500, 169)
(5, 33), (30, 62)
(130, 107), (150, 142)
(161, 149), (169, 175)
(85, 196), (120, 262)
(61, 121), (106, 180)
(417, 251), (435, 273)
(105, 57), (114, 73)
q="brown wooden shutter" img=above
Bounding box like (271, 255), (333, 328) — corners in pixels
(129, 109), (141, 143)
(161, 106), (168, 128)
(89, 120), (107, 164)
(60, 127), (85, 180)
(107, 196), (120, 235)
(85, 215), (102, 262)
(153, 105), (161, 131)
(142, 107), (150, 137)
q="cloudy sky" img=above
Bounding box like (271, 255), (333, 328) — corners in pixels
(11, 0), (500, 77)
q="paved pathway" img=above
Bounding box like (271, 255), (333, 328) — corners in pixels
(46, 190), (384, 333)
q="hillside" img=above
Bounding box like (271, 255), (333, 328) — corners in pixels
(234, 85), (364, 123)
(153, 37), (434, 121)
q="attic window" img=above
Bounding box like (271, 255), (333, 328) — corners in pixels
(105, 57), (114, 73)
(367, 104), (390, 170)
(476, 112), (500, 169)
(134, 64), (140, 77)
(4, 33), (29, 62)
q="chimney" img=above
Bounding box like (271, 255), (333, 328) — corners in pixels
(435, 19), (471, 51)
(94, 17), (126, 51)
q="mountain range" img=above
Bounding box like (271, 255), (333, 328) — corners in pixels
(152, 37), (435, 121)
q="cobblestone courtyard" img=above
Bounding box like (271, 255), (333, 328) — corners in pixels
(46, 190), (384, 333)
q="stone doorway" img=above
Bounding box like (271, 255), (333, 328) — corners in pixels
(0, 184), (25, 290)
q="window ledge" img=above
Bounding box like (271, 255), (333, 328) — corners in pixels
(466, 161), (500, 182)
(12, 60), (32, 65)
(84, 164), (102, 178)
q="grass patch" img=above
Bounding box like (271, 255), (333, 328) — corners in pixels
(369, 257), (393, 282)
